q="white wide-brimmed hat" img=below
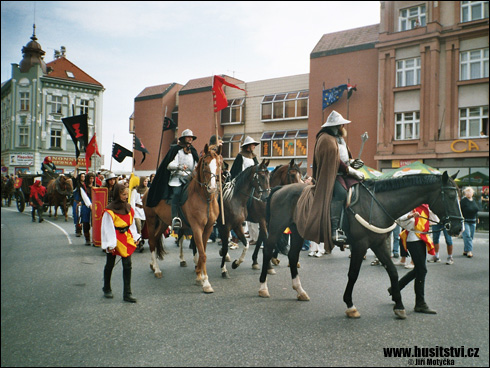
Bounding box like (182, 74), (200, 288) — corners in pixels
(321, 110), (351, 127)
(179, 129), (197, 141)
(241, 136), (260, 148)
(106, 172), (117, 180)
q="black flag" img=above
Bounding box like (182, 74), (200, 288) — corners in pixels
(112, 143), (132, 163)
(163, 116), (176, 131)
(134, 136), (149, 164)
(62, 114), (88, 159)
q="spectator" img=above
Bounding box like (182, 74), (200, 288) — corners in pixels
(460, 187), (479, 258)
(430, 223), (454, 265)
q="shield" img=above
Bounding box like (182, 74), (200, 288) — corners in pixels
(455, 171), (489, 187)
(91, 187), (108, 247)
(358, 165), (383, 180)
(379, 161), (441, 179)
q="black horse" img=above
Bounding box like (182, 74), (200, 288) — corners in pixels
(217, 160), (270, 278)
(259, 172), (463, 319)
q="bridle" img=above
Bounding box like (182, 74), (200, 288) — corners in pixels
(426, 183), (463, 232)
(252, 166), (271, 201)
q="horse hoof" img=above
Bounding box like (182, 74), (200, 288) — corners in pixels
(222, 271), (230, 279)
(180, 261), (187, 267)
(232, 260), (239, 269)
(297, 292), (310, 301)
(203, 286), (214, 294)
(225, 254), (231, 262)
(267, 268), (276, 275)
(394, 309), (407, 319)
(149, 264), (155, 272)
(259, 289), (270, 298)
(271, 257), (280, 266)
(155, 271), (162, 279)
(345, 307), (361, 318)
(252, 263), (260, 270)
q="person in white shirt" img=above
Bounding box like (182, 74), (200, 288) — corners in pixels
(130, 176), (148, 252)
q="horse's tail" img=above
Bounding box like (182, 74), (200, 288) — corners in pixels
(266, 186), (283, 225)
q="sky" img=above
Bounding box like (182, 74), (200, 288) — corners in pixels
(1, 1), (380, 173)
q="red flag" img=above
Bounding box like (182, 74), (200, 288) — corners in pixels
(86, 134), (101, 172)
(212, 75), (247, 112)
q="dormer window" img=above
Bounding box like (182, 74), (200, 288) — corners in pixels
(66, 71), (75, 78)
(399, 5), (426, 31)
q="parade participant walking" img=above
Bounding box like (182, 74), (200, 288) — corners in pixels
(80, 172), (96, 246)
(72, 169), (85, 237)
(130, 176), (148, 252)
(396, 204), (438, 314)
(103, 172), (118, 204)
(29, 179), (46, 223)
(101, 183), (140, 303)
(460, 187), (479, 258)
(294, 110), (365, 255)
(146, 129), (199, 231)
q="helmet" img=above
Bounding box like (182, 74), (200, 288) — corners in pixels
(178, 129), (197, 141)
(241, 136), (260, 148)
(321, 110), (351, 128)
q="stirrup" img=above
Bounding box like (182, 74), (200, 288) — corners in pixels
(333, 229), (347, 247)
(171, 217), (182, 231)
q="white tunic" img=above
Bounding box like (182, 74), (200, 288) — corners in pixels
(167, 150), (196, 187)
(130, 189), (146, 220)
(242, 156), (256, 171)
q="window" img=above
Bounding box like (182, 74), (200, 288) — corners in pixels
(261, 90), (309, 121)
(461, 1), (489, 22)
(66, 71), (75, 78)
(51, 128), (62, 149)
(221, 134), (243, 159)
(395, 112), (420, 140)
(19, 126), (29, 147)
(261, 130), (308, 158)
(20, 92), (29, 111)
(396, 58), (421, 87)
(51, 95), (62, 114)
(221, 98), (244, 124)
(399, 5), (426, 31)
(459, 106), (489, 138)
(460, 48), (489, 80)
(80, 99), (89, 115)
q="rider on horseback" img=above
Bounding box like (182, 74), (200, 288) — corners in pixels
(40, 156), (57, 188)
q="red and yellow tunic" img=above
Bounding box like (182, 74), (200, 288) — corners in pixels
(101, 208), (138, 257)
(399, 204), (435, 256)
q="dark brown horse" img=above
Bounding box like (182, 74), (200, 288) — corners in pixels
(259, 173), (463, 319)
(251, 159), (303, 270)
(45, 175), (73, 221)
(216, 159), (270, 278)
(142, 144), (221, 293)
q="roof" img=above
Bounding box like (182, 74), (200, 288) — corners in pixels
(136, 83), (175, 98)
(311, 24), (379, 58)
(44, 57), (103, 87)
(180, 76), (213, 92)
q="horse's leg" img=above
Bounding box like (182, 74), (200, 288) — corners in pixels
(372, 243), (406, 319)
(192, 227), (213, 293)
(63, 198), (68, 221)
(343, 244), (366, 318)
(252, 220), (267, 270)
(288, 225), (309, 301)
(258, 233), (278, 298)
(232, 225), (249, 269)
(146, 211), (163, 278)
(178, 230), (186, 267)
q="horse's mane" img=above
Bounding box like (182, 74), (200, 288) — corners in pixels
(368, 174), (441, 193)
(270, 165), (283, 177)
(221, 165), (256, 202)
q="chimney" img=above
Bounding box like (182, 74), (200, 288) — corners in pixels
(60, 46), (66, 57)
(54, 50), (61, 59)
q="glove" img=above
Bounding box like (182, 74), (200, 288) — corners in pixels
(347, 167), (365, 181)
(349, 158), (364, 169)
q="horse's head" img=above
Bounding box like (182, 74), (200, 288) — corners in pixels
(286, 159), (302, 184)
(252, 159), (270, 200)
(429, 172), (463, 236)
(197, 144), (221, 194)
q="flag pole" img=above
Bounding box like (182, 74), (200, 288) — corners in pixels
(156, 106), (167, 172)
(346, 78), (350, 120)
(110, 134), (114, 172)
(213, 76), (225, 225)
(322, 82), (325, 125)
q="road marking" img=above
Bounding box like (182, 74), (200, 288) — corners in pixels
(2, 207), (72, 245)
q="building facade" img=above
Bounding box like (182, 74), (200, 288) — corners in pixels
(1, 30), (104, 176)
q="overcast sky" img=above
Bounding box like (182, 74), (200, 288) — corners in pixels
(1, 1), (380, 172)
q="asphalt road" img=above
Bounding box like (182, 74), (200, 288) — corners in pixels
(1, 206), (489, 367)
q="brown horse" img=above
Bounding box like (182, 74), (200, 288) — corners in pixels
(250, 159), (303, 270)
(46, 175), (73, 221)
(142, 144), (222, 293)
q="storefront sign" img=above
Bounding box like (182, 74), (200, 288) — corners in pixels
(9, 153), (34, 165)
(392, 159), (422, 168)
(48, 156), (87, 167)
(450, 139), (480, 153)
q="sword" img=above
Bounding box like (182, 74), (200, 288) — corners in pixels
(357, 132), (369, 160)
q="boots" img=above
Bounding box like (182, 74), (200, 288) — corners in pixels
(32, 209), (36, 222)
(414, 279), (436, 314)
(38, 208), (44, 223)
(75, 224), (82, 237)
(84, 232), (91, 246)
(102, 266), (113, 298)
(330, 200), (347, 247)
(171, 196), (182, 232)
(122, 259), (137, 303)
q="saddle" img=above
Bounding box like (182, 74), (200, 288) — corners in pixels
(165, 178), (191, 227)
